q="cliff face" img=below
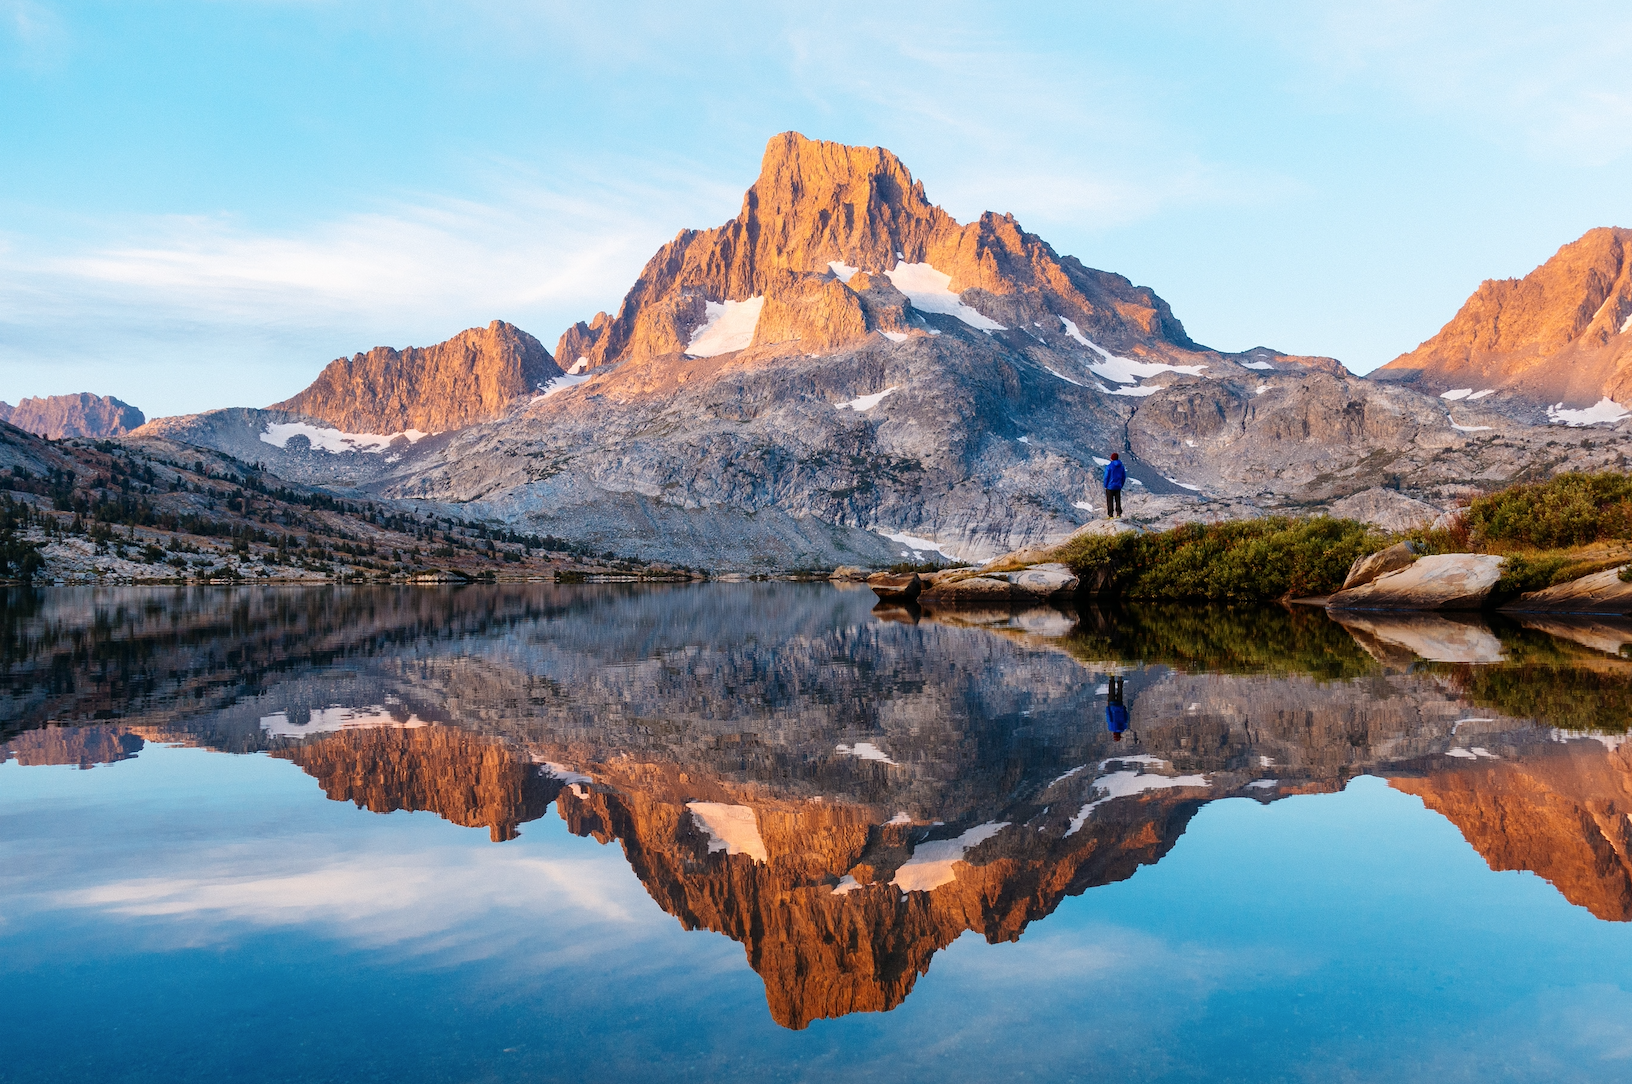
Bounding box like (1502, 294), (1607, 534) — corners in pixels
(556, 132), (1193, 370)
(1391, 739), (1632, 920)
(274, 725), (562, 842)
(1378, 227), (1632, 409)
(269, 320), (562, 434)
(0, 394), (145, 440)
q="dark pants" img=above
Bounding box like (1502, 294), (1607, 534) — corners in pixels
(1105, 488), (1122, 516)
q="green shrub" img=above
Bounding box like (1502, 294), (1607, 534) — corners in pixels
(1468, 471), (1632, 548)
(1055, 517), (1383, 602)
(1064, 602), (1378, 679)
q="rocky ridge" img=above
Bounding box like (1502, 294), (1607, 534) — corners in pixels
(268, 320), (562, 434)
(1378, 227), (1632, 419)
(0, 393), (145, 440)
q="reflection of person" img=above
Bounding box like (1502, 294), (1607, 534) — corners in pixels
(1103, 453), (1125, 519)
(1105, 675), (1129, 741)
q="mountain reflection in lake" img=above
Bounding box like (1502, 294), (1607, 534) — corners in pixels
(4, 584), (1632, 1082)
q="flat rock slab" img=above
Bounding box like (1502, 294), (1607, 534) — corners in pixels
(1515, 615), (1632, 657)
(1326, 553), (1504, 611)
(1503, 565), (1632, 615)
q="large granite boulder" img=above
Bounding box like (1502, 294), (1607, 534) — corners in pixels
(867, 571), (922, 601)
(1502, 566), (1632, 615)
(918, 563), (1079, 605)
(1342, 541), (1420, 591)
(1326, 553), (1504, 610)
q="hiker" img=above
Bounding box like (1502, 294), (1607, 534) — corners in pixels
(1106, 675), (1129, 741)
(1102, 453), (1125, 518)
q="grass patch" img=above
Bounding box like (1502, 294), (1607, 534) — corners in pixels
(1053, 517), (1384, 602)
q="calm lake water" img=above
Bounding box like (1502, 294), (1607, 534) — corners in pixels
(4, 584), (1632, 1083)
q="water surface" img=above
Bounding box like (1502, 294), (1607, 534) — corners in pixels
(3, 584), (1631, 1082)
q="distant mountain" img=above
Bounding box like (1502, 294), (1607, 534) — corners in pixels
(1377, 227), (1632, 420)
(0, 393), (145, 440)
(135, 135), (1632, 566)
(269, 319), (562, 434)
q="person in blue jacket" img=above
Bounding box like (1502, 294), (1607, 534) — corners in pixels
(1105, 675), (1129, 741)
(1102, 453), (1126, 519)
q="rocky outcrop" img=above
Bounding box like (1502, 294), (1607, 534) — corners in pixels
(1342, 541), (1420, 591)
(1504, 565), (1632, 615)
(273, 725), (562, 842)
(0, 393), (144, 439)
(1329, 489), (1440, 532)
(269, 320), (561, 434)
(1376, 227), (1632, 415)
(1327, 553), (1504, 610)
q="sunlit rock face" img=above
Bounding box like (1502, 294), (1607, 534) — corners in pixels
(0, 724), (143, 768)
(1377, 227), (1632, 417)
(0, 393), (145, 440)
(1392, 737), (1632, 921)
(273, 726), (563, 843)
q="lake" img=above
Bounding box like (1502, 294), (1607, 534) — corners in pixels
(3, 583), (1632, 1082)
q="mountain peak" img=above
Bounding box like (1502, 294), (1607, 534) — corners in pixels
(556, 133), (1190, 370)
(1379, 226), (1632, 408)
(270, 320), (560, 435)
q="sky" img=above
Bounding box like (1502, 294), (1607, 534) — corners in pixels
(4, 1), (1632, 418)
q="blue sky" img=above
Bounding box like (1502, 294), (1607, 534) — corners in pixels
(5, 1), (1632, 418)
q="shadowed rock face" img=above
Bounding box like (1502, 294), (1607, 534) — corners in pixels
(0, 394), (145, 440)
(1378, 227), (1632, 413)
(269, 320), (562, 434)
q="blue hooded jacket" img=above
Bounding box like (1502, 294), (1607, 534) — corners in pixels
(1103, 459), (1126, 491)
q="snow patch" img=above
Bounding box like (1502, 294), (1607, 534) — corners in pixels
(879, 530), (955, 559)
(832, 875), (866, 895)
(891, 822), (1010, 892)
(538, 761), (593, 786)
(1254, 383), (1271, 395)
(880, 331), (909, 343)
(1242, 360), (1274, 370)
(1449, 418), (1493, 433)
(1065, 770), (1209, 834)
(535, 372), (592, 400)
(1466, 389), (1495, 400)
(687, 802), (768, 862)
(1440, 388), (1475, 401)
(1045, 365), (1086, 386)
(884, 263), (1006, 330)
(686, 296), (764, 357)
(1164, 477), (1202, 491)
(1109, 384), (1163, 397)
(568, 356), (590, 375)
(1247, 779), (1278, 789)
(1017, 436), (1032, 444)
(886, 811), (913, 826)
(259, 704), (428, 737)
(828, 260), (860, 283)
(1063, 317), (1207, 384)
(1445, 747), (1498, 760)
(1622, 312), (1632, 334)
(838, 386), (897, 411)
(1073, 501), (1096, 512)
(1548, 397), (1631, 426)
(260, 422), (429, 455)
(836, 741), (898, 765)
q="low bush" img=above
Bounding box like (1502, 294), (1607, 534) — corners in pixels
(1054, 517), (1383, 602)
(1468, 471), (1632, 548)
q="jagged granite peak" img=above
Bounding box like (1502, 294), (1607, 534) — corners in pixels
(1378, 227), (1632, 412)
(556, 131), (1194, 369)
(270, 319), (562, 434)
(0, 393), (145, 440)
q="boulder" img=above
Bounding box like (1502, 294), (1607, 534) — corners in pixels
(1326, 553), (1503, 610)
(1331, 612), (1505, 664)
(1502, 566), (1632, 615)
(829, 565), (869, 581)
(1342, 541), (1420, 591)
(867, 571), (922, 601)
(917, 563), (1079, 605)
